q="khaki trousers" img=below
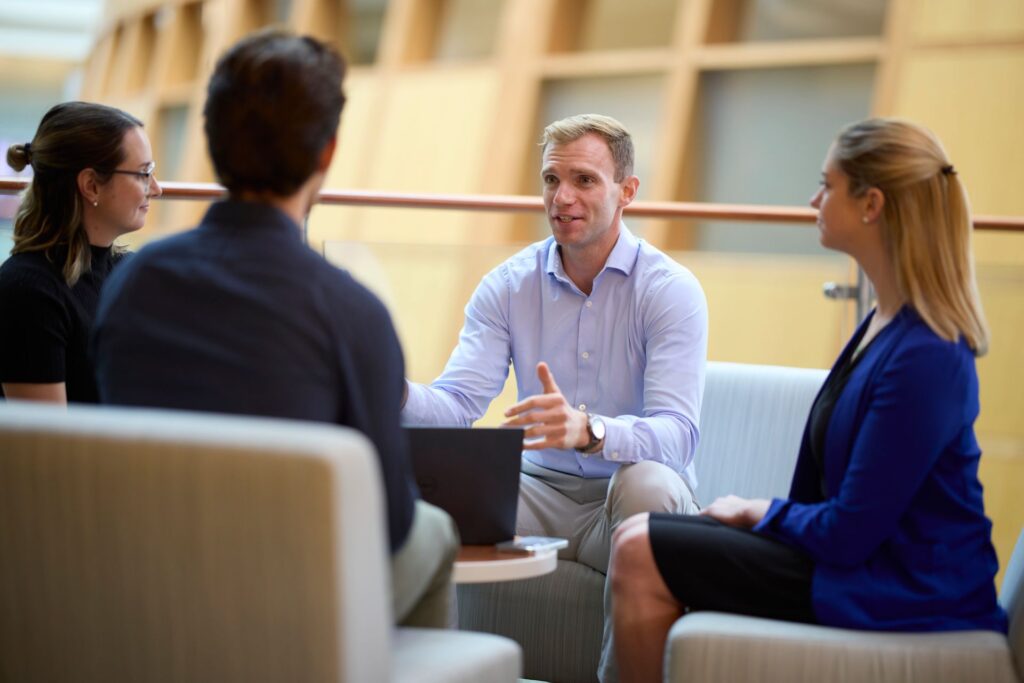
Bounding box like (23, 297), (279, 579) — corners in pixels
(392, 500), (460, 628)
(516, 459), (698, 683)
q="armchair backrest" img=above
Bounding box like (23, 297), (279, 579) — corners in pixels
(693, 361), (827, 503)
(1002, 527), (1024, 680)
(0, 402), (392, 683)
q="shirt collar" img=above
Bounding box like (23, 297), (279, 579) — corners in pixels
(201, 199), (304, 241)
(605, 223), (640, 276)
(545, 222), (640, 281)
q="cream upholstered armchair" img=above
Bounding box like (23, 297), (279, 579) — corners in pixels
(664, 527), (1024, 683)
(660, 367), (1024, 683)
(458, 361), (829, 682)
(454, 360), (1023, 683)
(0, 402), (520, 683)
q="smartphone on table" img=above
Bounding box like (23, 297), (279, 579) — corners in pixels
(495, 536), (569, 554)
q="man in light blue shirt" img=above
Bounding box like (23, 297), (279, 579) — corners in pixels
(402, 114), (707, 681)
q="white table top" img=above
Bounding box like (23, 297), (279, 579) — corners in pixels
(453, 545), (559, 584)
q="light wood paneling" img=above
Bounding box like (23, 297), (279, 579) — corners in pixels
(360, 67), (502, 243)
(693, 37), (883, 70)
(308, 72), (384, 248)
(910, 0), (1024, 43)
(974, 266), (1024, 439)
(892, 48), (1024, 276)
(377, 0), (444, 65)
(153, 3), (205, 91)
(682, 252), (852, 368)
(576, 0), (678, 52)
(82, 0), (1024, 576)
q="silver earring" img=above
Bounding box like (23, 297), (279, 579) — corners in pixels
(93, 201), (98, 207)
(862, 216), (869, 223)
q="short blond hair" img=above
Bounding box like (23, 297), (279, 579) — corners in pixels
(541, 114), (634, 182)
(833, 118), (989, 356)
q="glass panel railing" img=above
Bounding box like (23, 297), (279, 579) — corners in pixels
(711, 0), (888, 44)
(692, 63), (875, 254)
(0, 180), (1021, 576)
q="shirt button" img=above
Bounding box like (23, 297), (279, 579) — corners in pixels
(585, 300), (593, 308)
(578, 403), (586, 411)
(581, 351), (590, 359)
(610, 452), (620, 461)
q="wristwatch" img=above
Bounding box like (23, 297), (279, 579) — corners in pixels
(578, 413), (606, 454)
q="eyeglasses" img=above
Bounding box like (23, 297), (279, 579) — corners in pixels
(110, 162), (157, 186)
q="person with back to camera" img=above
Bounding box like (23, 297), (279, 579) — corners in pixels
(92, 30), (458, 628)
(0, 102), (160, 404)
(609, 118), (1008, 683)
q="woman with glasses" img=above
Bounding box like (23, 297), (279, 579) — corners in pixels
(0, 101), (161, 404)
(609, 118), (1006, 683)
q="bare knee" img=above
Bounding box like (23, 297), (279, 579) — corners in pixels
(610, 521), (658, 597)
(612, 511), (650, 546)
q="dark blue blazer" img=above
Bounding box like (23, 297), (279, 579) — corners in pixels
(756, 307), (1007, 633)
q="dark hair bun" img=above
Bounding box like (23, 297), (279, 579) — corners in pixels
(6, 143), (30, 172)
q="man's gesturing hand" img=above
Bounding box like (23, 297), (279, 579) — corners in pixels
(503, 362), (589, 451)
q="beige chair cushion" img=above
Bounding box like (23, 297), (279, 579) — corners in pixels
(0, 402), (522, 683)
(394, 628), (521, 683)
(667, 612), (1017, 683)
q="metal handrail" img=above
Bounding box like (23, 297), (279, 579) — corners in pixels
(2, 178), (1023, 231)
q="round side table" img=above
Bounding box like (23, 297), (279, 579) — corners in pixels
(453, 545), (559, 584)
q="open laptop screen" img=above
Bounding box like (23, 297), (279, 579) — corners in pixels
(404, 427), (523, 544)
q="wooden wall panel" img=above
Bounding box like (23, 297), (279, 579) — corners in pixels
(81, 0), (1024, 578)
(307, 73), (384, 249)
(893, 49), (1024, 219)
(683, 253), (852, 368)
(892, 47), (1024, 286)
(974, 269), (1024, 439)
(910, 0), (1024, 42)
(357, 67), (501, 244)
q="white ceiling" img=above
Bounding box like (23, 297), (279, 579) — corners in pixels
(0, 0), (103, 62)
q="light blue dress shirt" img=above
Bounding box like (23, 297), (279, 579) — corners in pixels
(403, 225), (708, 487)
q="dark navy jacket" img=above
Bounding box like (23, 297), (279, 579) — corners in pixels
(756, 307), (1007, 633)
(92, 200), (417, 552)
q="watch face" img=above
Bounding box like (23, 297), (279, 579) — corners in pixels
(590, 415), (606, 441)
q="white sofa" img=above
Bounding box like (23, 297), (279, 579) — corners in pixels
(0, 402), (521, 683)
(458, 361), (829, 682)
(458, 360), (1024, 683)
(666, 569), (1023, 682)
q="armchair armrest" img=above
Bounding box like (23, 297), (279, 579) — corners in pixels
(665, 612), (1016, 683)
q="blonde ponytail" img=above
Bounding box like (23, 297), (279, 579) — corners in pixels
(833, 119), (989, 356)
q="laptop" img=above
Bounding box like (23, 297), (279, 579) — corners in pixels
(404, 426), (524, 544)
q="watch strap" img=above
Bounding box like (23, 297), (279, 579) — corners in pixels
(579, 413), (605, 454)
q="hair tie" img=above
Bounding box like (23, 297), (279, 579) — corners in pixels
(23, 142), (32, 162)
(941, 164), (955, 176)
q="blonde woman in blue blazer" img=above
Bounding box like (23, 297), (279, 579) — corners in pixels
(609, 119), (1007, 683)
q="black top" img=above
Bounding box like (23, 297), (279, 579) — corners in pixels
(0, 244), (124, 403)
(806, 316), (874, 496)
(92, 199), (417, 552)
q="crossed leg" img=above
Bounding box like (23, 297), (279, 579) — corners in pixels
(609, 513), (684, 683)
